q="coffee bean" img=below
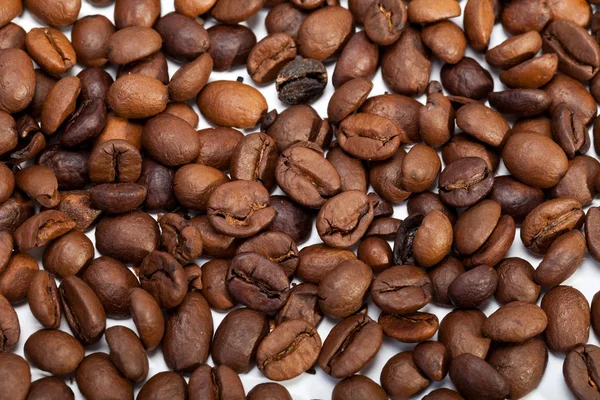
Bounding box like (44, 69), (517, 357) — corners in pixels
(486, 31), (543, 69)
(212, 307), (269, 374)
(413, 341), (449, 382)
(190, 215), (238, 259)
(464, 0), (495, 52)
(317, 190), (374, 248)
(27, 270), (61, 329)
(427, 256), (465, 306)
(488, 89), (551, 117)
(318, 312), (383, 378)
(198, 81), (268, 129)
(422, 388), (464, 400)
(544, 74), (597, 125)
(117, 51), (170, 84)
(207, 24), (256, 72)
(542, 286), (590, 353)
(543, 20), (600, 81)
(333, 31), (379, 88)
(230, 132), (278, 191)
(449, 353), (509, 400)
(27, 377), (74, 400)
(198, 259), (235, 311)
(163, 103), (199, 127)
(41, 76), (81, 136)
(211, 0), (263, 24)
(0, 23), (25, 50)
(168, 53), (213, 102)
(489, 176), (545, 222)
(0, 294), (19, 351)
(26, 28), (76, 75)
(483, 301), (548, 343)
(0, 49), (35, 114)
(442, 133), (500, 172)
(256, 319), (322, 381)
(163, 292), (213, 373)
(114, 0), (160, 29)
(227, 252), (290, 313)
(0, 191), (34, 233)
(535, 230), (586, 287)
(72, 15), (115, 68)
(379, 311), (439, 343)
(60, 276), (106, 345)
(139, 251), (187, 310)
(441, 57), (494, 100)
(24, 329), (84, 375)
(188, 365), (245, 400)
(438, 157), (493, 208)
(247, 33), (297, 85)
(371, 265), (432, 314)
(275, 283), (322, 327)
(495, 257), (541, 305)
(456, 103), (510, 147)
(155, 12), (209, 62)
(564, 344), (600, 400)
(393, 211), (452, 267)
(76, 353), (133, 400)
(549, 156), (599, 205)
(248, 382), (293, 400)
(381, 352), (431, 399)
(266, 3), (307, 40)
(0, 353), (30, 400)
(297, 244), (356, 284)
(60, 98), (108, 148)
(105, 326), (148, 383)
(276, 58), (328, 105)
(173, 164), (229, 212)
(129, 288), (164, 351)
(551, 103), (588, 158)
(297, 6), (353, 61)
(448, 265), (498, 308)
(107, 75), (168, 119)
(521, 198), (584, 254)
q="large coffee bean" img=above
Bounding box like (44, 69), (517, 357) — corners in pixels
(542, 286), (590, 353)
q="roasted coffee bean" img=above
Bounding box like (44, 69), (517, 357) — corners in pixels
(173, 164), (229, 212)
(190, 215), (238, 259)
(27, 270), (61, 329)
(266, 2), (307, 39)
(502, 54), (559, 89)
(542, 286), (590, 353)
(276, 283), (322, 327)
(551, 103), (587, 158)
(138, 371), (187, 400)
(200, 259), (236, 311)
(0, 49), (35, 115)
(211, 0), (262, 23)
(227, 252), (290, 313)
(393, 211), (452, 267)
(422, 388), (464, 400)
(296, 6), (353, 61)
(26, 28), (76, 75)
(0, 231), (11, 275)
(357, 237), (393, 274)
(380, 351), (431, 399)
(371, 265), (432, 315)
(438, 157), (493, 208)
(81, 256), (139, 318)
(564, 344), (600, 400)
(60, 276), (106, 345)
(0, 191), (34, 233)
(486, 31), (543, 69)
(421, 21), (466, 65)
(542, 20), (600, 81)
(379, 312), (439, 343)
(0, 353), (30, 400)
(143, 114), (201, 167)
(382, 26), (431, 97)
(247, 33), (297, 84)
(139, 251), (187, 310)
(337, 113), (402, 161)
(76, 353), (133, 400)
(276, 58), (328, 105)
(419, 81), (455, 148)
(168, 53), (213, 102)
(586, 207), (600, 263)
(27, 377), (74, 400)
(60, 98), (108, 148)
(483, 301), (548, 343)
(14, 210), (75, 252)
(316, 190), (374, 248)
(158, 213), (203, 265)
(129, 288), (164, 351)
(107, 74), (168, 119)
(54, 191), (101, 232)
(449, 353), (509, 400)
(501, 0), (551, 35)
(448, 265), (498, 308)
(364, 0), (406, 46)
(95, 211), (159, 264)
(198, 81), (268, 129)
(427, 256), (465, 306)
(188, 364), (245, 400)
(89, 183), (146, 214)
(503, 133), (569, 188)
(441, 57), (494, 100)
(489, 176), (545, 222)
(117, 51), (169, 85)
(328, 79), (373, 126)
(0, 23), (25, 50)
(408, 0), (459, 24)
(236, 232), (298, 277)
(0, 294), (19, 351)
(0, 252), (38, 303)
(24, 0), (79, 27)
(196, 127), (243, 171)
(464, 0), (495, 52)
(136, 159), (176, 211)
(333, 31), (379, 88)
(155, 12), (209, 62)
(78, 67), (114, 101)
(360, 93), (421, 143)
(488, 89), (551, 117)
(325, 143), (368, 193)
(88, 139), (142, 184)
(535, 230), (586, 287)
(521, 198), (584, 254)
(208, 24), (256, 72)
(256, 319), (322, 381)
(24, 329), (84, 375)
(318, 312), (383, 378)
(413, 341), (449, 382)
(513, 115), (553, 137)
(41, 76), (81, 136)
(549, 156), (599, 205)
(114, 0), (161, 29)
(212, 307), (269, 374)
(15, 166), (59, 208)
(318, 259), (372, 319)
(442, 133), (500, 172)
(0, 112), (17, 159)
(207, 180), (276, 238)
(266, 105), (327, 152)
(163, 292), (212, 372)
(297, 244), (356, 284)
(332, 376), (387, 400)
(38, 147), (89, 190)
(248, 382), (293, 400)
(439, 308), (491, 359)
(365, 217), (402, 240)
(456, 103), (510, 147)
(163, 103), (199, 128)
(105, 326), (148, 383)
(544, 74), (597, 125)
(72, 15), (115, 68)
(496, 257), (541, 305)
(230, 132), (278, 191)
(407, 192), (456, 224)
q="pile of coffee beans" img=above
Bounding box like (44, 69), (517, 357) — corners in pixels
(4, 0), (600, 399)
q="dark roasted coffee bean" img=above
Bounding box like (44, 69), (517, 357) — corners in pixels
(495, 257), (541, 305)
(319, 259), (372, 319)
(441, 57), (494, 100)
(276, 58), (328, 105)
(137, 159), (177, 212)
(449, 353), (509, 400)
(488, 89), (551, 117)
(72, 15), (114, 68)
(489, 176), (545, 222)
(138, 371), (187, 400)
(90, 183), (146, 214)
(535, 230), (586, 287)
(237, 231), (298, 277)
(297, 244), (356, 284)
(208, 24), (256, 72)
(197, 127), (243, 171)
(201, 259), (236, 311)
(275, 283), (322, 327)
(117, 51), (169, 84)
(190, 215), (238, 259)
(129, 288), (164, 351)
(364, 0), (407, 45)
(438, 157), (493, 208)
(333, 31), (379, 88)
(256, 319), (322, 381)
(269, 195), (313, 243)
(38, 146), (90, 190)
(76, 353), (133, 400)
(60, 276), (106, 345)
(60, 98), (107, 148)
(139, 251), (187, 310)
(358, 237), (393, 274)
(88, 139), (142, 184)
(155, 12), (209, 62)
(448, 265), (498, 308)
(564, 344), (600, 400)
(486, 31), (543, 69)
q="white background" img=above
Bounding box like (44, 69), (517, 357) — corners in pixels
(10, 0), (600, 399)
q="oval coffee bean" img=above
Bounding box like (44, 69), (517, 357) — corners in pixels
(0, 294), (19, 352)
(542, 286), (590, 353)
(332, 376), (387, 400)
(155, 12), (210, 62)
(105, 326), (148, 383)
(379, 312), (439, 343)
(129, 288), (164, 351)
(448, 265), (498, 308)
(27, 271), (61, 329)
(449, 353), (509, 400)
(564, 344), (600, 400)
(27, 377), (74, 400)
(319, 259), (372, 319)
(76, 353), (133, 400)
(483, 302), (548, 343)
(198, 81), (267, 129)
(495, 258), (541, 305)
(535, 230), (586, 287)
(276, 58), (328, 105)
(43, 230), (94, 278)
(371, 265), (432, 315)
(438, 157), (493, 208)
(0, 353), (30, 400)
(413, 341), (450, 382)
(60, 276), (106, 345)
(107, 75), (168, 119)
(208, 24), (256, 72)
(24, 329), (84, 375)
(188, 364), (245, 400)
(380, 351), (431, 399)
(439, 309), (491, 359)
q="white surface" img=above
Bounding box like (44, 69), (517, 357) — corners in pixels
(10, 1), (599, 399)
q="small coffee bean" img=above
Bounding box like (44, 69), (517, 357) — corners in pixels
(27, 271), (61, 329)
(488, 89), (551, 117)
(393, 211), (452, 267)
(114, 0), (161, 29)
(0, 353), (30, 400)
(0, 294), (19, 351)
(276, 283), (322, 327)
(333, 31), (379, 88)
(521, 198), (584, 254)
(15, 165), (59, 208)
(297, 6), (353, 61)
(138, 371), (187, 400)
(545, 74), (597, 125)
(89, 183), (146, 214)
(276, 58), (328, 105)
(438, 157), (493, 208)
(549, 156), (599, 205)
(107, 75), (168, 119)
(25, 28), (76, 75)
(211, 0), (263, 24)
(0, 191), (34, 234)
(483, 301), (548, 343)
(542, 286), (590, 353)
(442, 133), (500, 172)
(139, 251), (187, 310)
(332, 376), (386, 400)
(129, 288), (164, 351)
(379, 312), (439, 343)
(489, 176), (545, 222)
(212, 307), (269, 374)
(427, 256), (465, 306)
(495, 257), (541, 305)
(441, 57), (494, 100)
(247, 33), (297, 84)
(318, 312), (383, 378)
(337, 113), (402, 161)
(413, 341), (449, 382)
(41, 76), (81, 136)
(60, 276), (106, 345)
(155, 12), (210, 62)
(464, 0), (495, 52)
(456, 103), (510, 147)
(168, 53), (213, 102)
(501, 0), (552, 35)
(42, 229), (94, 279)
(564, 344), (600, 400)
(371, 265), (432, 315)
(0, 49), (35, 114)
(256, 319), (322, 381)
(27, 377), (74, 400)
(71, 15), (115, 68)
(188, 365), (245, 400)
(535, 230), (586, 287)
(117, 51), (170, 84)
(76, 353), (133, 400)
(198, 81), (268, 129)
(105, 326), (148, 383)
(486, 31), (543, 69)
(448, 265), (498, 308)
(297, 244), (356, 284)
(207, 180), (276, 238)
(380, 352), (431, 399)
(163, 292), (213, 373)
(173, 164), (229, 212)
(230, 132), (278, 191)
(318, 259), (372, 319)
(207, 24), (256, 72)
(14, 210), (76, 252)
(227, 252), (290, 313)
(317, 190), (374, 248)
(78, 67), (114, 101)
(449, 353), (509, 400)
(500, 54), (558, 89)
(24, 329), (84, 375)
(551, 103), (587, 158)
